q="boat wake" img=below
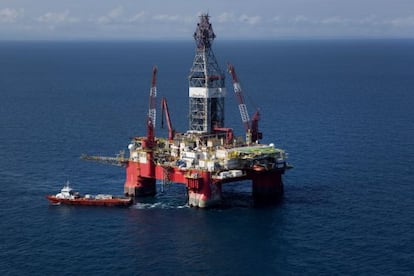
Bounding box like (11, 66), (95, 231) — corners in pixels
(131, 201), (189, 210)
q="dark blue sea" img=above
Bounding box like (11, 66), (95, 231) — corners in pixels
(0, 39), (413, 275)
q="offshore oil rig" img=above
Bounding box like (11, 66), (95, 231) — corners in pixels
(83, 14), (290, 208)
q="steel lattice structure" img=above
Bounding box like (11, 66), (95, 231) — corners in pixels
(188, 14), (226, 133)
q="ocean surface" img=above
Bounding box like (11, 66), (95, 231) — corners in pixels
(0, 39), (413, 275)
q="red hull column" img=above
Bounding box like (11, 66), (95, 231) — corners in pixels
(250, 169), (284, 204)
(187, 171), (222, 208)
(124, 161), (156, 197)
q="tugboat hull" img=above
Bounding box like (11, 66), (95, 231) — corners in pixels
(46, 195), (133, 207)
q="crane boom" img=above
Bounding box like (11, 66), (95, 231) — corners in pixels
(227, 63), (250, 133)
(145, 66), (157, 147)
(161, 97), (175, 141)
(227, 63), (262, 143)
(148, 66), (157, 129)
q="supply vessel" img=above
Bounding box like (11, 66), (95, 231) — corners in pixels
(46, 182), (133, 207)
(83, 14), (290, 208)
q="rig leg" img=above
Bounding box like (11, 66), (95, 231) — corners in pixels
(126, 176), (156, 197)
(124, 162), (156, 197)
(251, 169), (284, 205)
(187, 173), (222, 208)
(188, 184), (222, 208)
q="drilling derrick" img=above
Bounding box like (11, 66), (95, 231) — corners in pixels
(188, 14), (226, 133)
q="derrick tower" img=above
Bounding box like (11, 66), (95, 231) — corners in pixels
(188, 14), (226, 133)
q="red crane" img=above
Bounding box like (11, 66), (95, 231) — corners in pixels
(161, 97), (175, 141)
(227, 63), (262, 142)
(144, 66), (157, 148)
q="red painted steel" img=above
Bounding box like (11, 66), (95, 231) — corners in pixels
(46, 195), (133, 207)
